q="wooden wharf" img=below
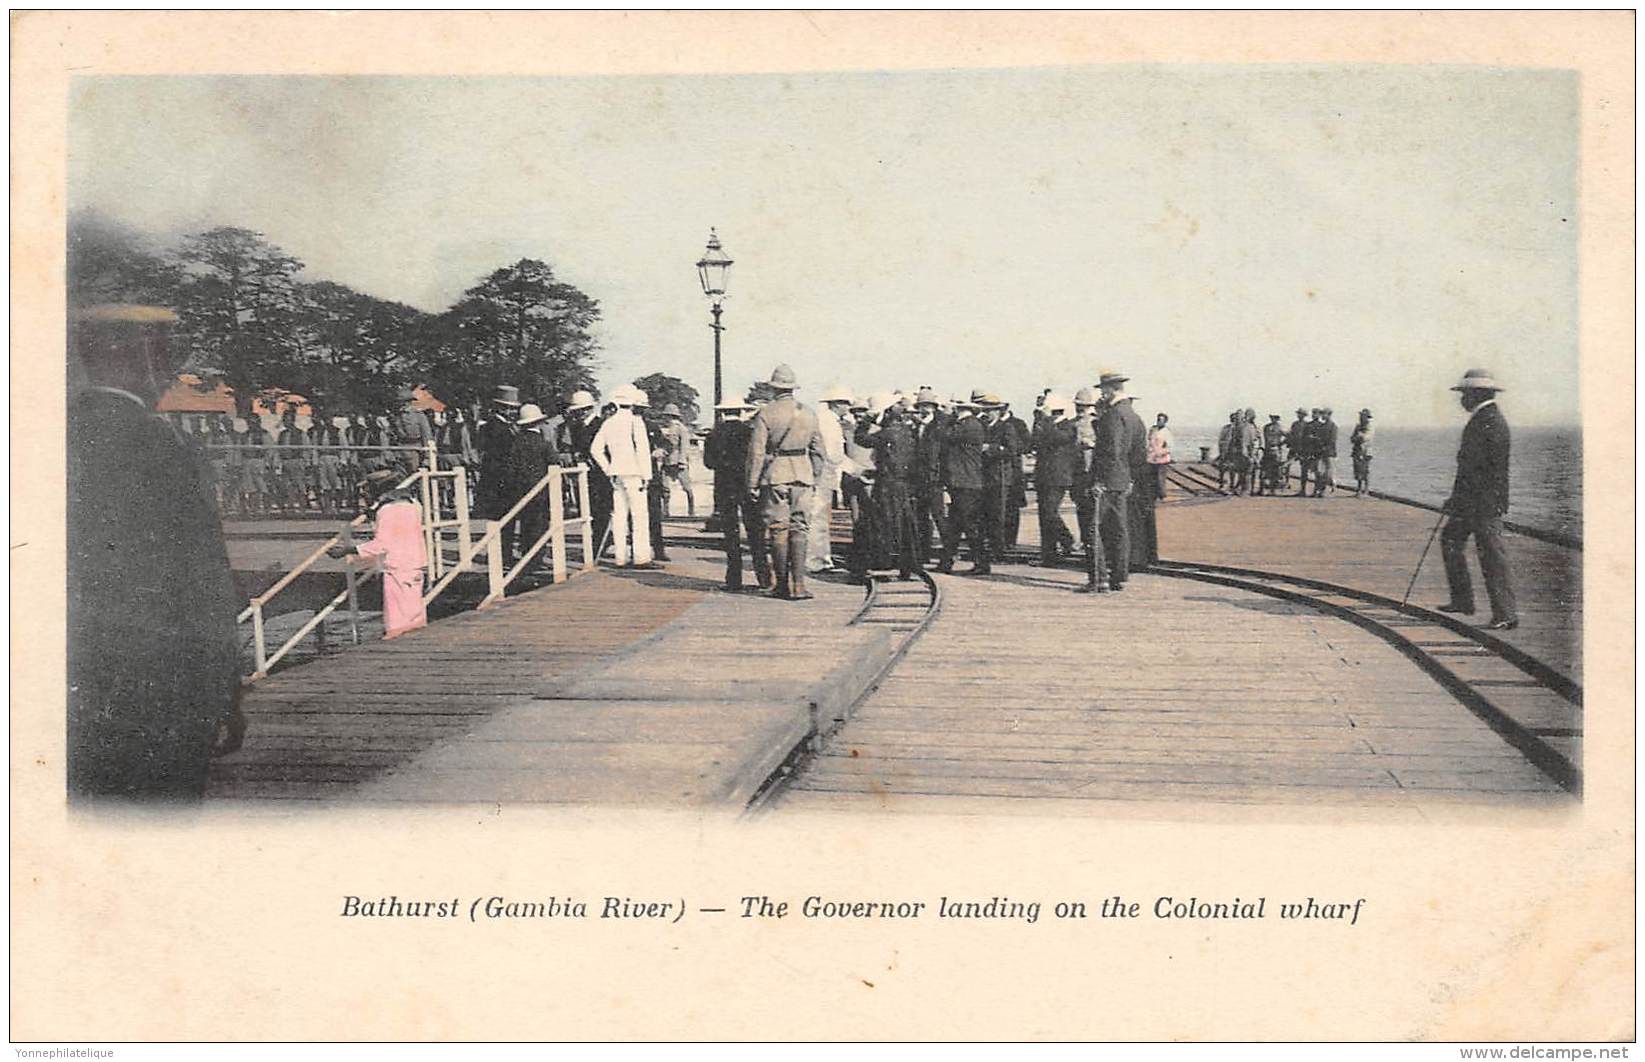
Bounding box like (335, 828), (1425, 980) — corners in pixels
(210, 464), (1582, 813)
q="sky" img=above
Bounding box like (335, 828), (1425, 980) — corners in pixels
(68, 66), (1580, 427)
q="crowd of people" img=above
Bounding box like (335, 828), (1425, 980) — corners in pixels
(701, 366), (1166, 597)
(1213, 406), (1377, 498)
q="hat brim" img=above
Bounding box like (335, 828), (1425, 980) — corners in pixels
(1450, 383), (1503, 392)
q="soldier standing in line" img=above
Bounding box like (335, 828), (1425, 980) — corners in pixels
(316, 414), (349, 515)
(1032, 392), (1079, 565)
(1437, 369), (1518, 630)
(476, 384), (522, 562)
(1079, 371), (1135, 594)
(205, 414), (233, 513)
(936, 394), (987, 574)
(703, 398), (770, 591)
(910, 388), (948, 567)
(1351, 408), (1375, 497)
(745, 364), (826, 600)
(1314, 407), (1340, 497)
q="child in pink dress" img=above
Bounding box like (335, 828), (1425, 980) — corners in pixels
(333, 472), (427, 639)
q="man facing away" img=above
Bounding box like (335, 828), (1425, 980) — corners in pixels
(67, 304), (245, 799)
(937, 395), (988, 574)
(1438, 370), (1518, 630)
(910, 388), (949, 567)
(746, 364), (826, 600)
(477, 384), (522, 561)
(702, 398), (770, 591)
(590, 384), (656, 568)
(1032, 392), (1079, 564)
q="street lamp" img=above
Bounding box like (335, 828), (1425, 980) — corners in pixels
(696, 228), (733, 405)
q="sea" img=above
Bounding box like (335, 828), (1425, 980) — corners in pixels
(1169, 425), (1584, 540)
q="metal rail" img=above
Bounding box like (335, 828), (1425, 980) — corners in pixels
(1150, 560), (1581, 795)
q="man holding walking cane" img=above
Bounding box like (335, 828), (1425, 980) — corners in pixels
(1435, 369), (1519, 631)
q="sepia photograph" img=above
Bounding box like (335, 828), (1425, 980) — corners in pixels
(14, 10), (1634, 1045)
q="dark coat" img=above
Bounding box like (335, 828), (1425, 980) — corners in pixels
(476, 416), (518, 516)
(506, 426), (561, 501)
(982, 416), (1021, 488)
(1120, 402), (1149, 480)
(912, 412), (947, 488)
(1032, 417), (1079, 489)
(67, 391), (241, 797)
(1317, 418), (1339, 458)
(1450, 402), (1511, 516)
(703, 419), (752, 501)
(1288, 418), (1314, 458)
(941, 415), (986, 491)
(871, 417), (916, 480)
(1090, 402), (1135, 492)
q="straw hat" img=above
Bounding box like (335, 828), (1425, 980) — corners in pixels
(517, 403), (549, 427)
(1450, 368), (1504, 392)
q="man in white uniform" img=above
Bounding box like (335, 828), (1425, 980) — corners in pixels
(590, 384), (655, 568)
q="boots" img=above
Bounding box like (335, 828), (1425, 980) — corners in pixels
(767, 530), (790, 599)
(788, 530), (814, 600)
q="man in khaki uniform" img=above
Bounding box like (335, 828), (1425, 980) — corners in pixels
(746, 363), (825, 600)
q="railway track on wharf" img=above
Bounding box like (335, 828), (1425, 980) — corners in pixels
(1148, 561), (1581, 795)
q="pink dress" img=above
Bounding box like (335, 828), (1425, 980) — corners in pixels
(355, 498), (428, 638)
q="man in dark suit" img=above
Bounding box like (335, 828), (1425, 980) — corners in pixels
(67, 305), (246, 799)
(477, 385), (521, 560)
(505, 402), (563, 567)
(702, 398), (769, 591)
(1079, 371), (1135, 593)
(910, 388), (948, 566)
(1031, 393), (1078, 565)
(978, 394), (1020, 566)
(1120, 394), (1155, 570)
(1438, 369), (1518, 630)
(865, 395), (919, 580)
(937, 395), (988, 574)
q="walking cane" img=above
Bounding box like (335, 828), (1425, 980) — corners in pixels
(1401, 508), (1447, 607)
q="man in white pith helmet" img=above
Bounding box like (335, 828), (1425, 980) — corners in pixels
(590, 384), (656, 568)
(809, 384), (853, 573)
(746, 364), (825, 600)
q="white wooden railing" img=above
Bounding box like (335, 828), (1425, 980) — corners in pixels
(238, 462), (595, 681)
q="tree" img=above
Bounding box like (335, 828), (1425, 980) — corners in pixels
(632, 373), (700, 425)
(173, 227), (306, 413)
(295, 281), (426, 414)
(426, 258), (600, 411)
(744, 380), (782, 405)
(67, 211), (183, 308)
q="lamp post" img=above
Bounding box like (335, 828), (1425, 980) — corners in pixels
(696, 228), (733, 405)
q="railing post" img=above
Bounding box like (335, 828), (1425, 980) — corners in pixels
(549, 467), (568, 583)
(251, 602), (268, 677)
(418, 469), (439, 582)
(454, 466), (472, 572)
(484, 520), (505, 606)
(346, 560), (362, 645)
(578, 467), (594, 569)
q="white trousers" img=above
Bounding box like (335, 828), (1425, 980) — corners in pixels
(609, 475), (653, 565)
(807, 461), (838, 566)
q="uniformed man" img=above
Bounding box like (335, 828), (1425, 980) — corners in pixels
(392, 387), (436, 477)
(1079, 371), (1135, 593)
(746, 364), (825, 600)
(1260, 414), (1288, 496)
(1032, 392), (1078, 565)
(243, 414), (274, 516)
(476, 384), (522, 561)
(910, 387), (948, 566)
(67, 304), (245, 798)
(316, 414), (350, 515)
(703, 398), (770, 591)
(657, 403), (697, 518)
(1438, 370), (1518, 630)
(936, 393), (988, 574)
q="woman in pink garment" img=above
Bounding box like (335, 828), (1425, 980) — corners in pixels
(330, 468), (427, 639)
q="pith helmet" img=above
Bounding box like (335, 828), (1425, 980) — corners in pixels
(232, 417), (249, 433)
(517, 403), (549, 427)
(632, 389), (651, 408)
(332, 415), (350, 429)
(294, 414), (313, 431)
(915, 387), (940, 406)
(567, 390), (596, 411)
(1073, 386), (1097, 406)
(610, 384), (639, 407)
(822, 384), (854, 404)
(769, 364), (798, 390)
(866, 391), (897, 416)
(661, 403), (682, 418)
(1043, 392), (1072, 414)
(1450, 368), (1503, 392)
